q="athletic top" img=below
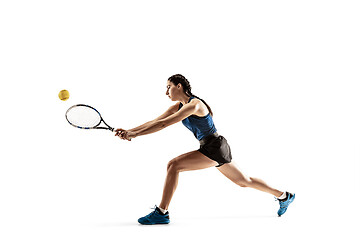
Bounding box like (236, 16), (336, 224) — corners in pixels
(178, 96), (217, 141)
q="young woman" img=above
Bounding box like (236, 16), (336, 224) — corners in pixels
(115, 74), (295, 225)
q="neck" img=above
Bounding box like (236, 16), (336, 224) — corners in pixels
(179, 94), (192, 105)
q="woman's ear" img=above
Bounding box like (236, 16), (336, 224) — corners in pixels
(177, 83), (182, 89)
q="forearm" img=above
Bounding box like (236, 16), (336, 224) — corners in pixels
(133, 120), (166, 137)
(129, 120), (155, 132)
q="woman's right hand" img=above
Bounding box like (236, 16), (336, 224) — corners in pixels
(114, 128), (129, 141)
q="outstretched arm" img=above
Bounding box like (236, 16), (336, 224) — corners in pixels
(116, 101), (199, 140)
(127, 103), (180, 133)
(133, 102), (198, 137)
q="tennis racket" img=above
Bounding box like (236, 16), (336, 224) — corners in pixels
(65, 104), (115, 132)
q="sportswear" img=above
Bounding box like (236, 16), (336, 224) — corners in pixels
(138, 206), (170, 225)
(198, 133), (232, 167)
(178, 96), (217, 141)
(277, 192), (295, 216)
(179, 96), (232, 167)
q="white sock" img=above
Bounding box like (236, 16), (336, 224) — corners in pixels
(278, 191), (287, 200)
(158, 207), (168, 214)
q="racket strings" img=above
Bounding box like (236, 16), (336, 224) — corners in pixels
(66, 105), (101, 128)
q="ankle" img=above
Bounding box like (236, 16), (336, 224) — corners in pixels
(277, 191), (287, 200)
(158, 206), (168, 214)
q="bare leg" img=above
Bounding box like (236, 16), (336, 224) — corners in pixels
(159, 150), (218, 210)
(217, 162), (283, 197)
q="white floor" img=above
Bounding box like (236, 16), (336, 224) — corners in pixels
(1, 188), (359, 240)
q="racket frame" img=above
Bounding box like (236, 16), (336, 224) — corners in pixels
(65, 104), (115, 132)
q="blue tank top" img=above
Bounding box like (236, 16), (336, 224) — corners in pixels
(178, 96), (217, 141)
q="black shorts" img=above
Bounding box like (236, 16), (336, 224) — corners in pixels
(198, 133), (232, 167)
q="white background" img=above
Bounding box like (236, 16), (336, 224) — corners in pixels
(1, 0), (359, 239)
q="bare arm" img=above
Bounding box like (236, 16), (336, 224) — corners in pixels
(130, 101), (199, 138)
(127, 102), (180, 132)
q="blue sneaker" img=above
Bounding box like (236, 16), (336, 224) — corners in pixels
(138, 206), (170, 225)
(277, 192), (295, 217)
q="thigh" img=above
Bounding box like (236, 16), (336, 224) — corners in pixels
(217, 162), (250, 183)
(169, 150), (218, 172)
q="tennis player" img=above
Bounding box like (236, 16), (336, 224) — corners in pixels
(115, 74), (295, 225)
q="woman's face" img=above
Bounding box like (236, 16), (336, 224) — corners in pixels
(166, 80), (180, 101)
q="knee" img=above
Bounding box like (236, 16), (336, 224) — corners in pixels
(167, 158), (180, 172)
(236, 177), (252, 188)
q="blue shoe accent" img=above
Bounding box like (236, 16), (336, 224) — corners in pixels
(138, 206), (170, 225)
(277, 192), (295, 217)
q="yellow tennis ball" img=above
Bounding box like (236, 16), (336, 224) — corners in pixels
(58, 89), (70, 101)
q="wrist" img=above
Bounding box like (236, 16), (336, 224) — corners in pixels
(133, 131), (139, 138)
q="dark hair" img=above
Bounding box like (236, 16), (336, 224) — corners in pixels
(168, 74), (213, 116)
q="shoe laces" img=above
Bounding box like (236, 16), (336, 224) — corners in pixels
(275, 197), (289, 208)
(145, 205), (159, 218)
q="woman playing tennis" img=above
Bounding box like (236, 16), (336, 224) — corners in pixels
(115, 74), (295, 225)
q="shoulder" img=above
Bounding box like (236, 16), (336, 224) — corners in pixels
(189, 98), (206, 111)
(178, 98), (202, 111)
(187, 97), (200, 105)
(188, 97), (209, 116)
(190, 98), (202, 108)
